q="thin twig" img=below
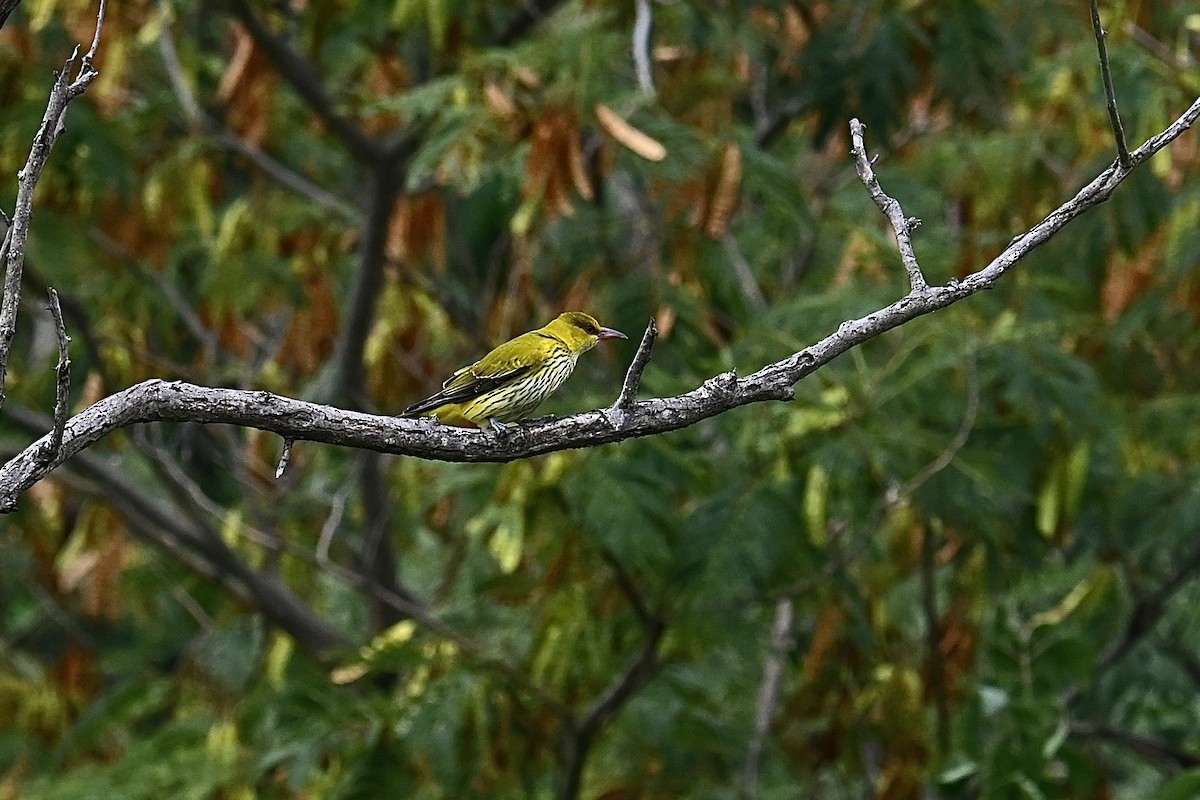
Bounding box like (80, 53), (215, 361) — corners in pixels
(605, 318), (658, 427)
(1063, 533), (1200, 708)
(866, 358), (978, 546)
(316, 483), (352, 565)
(1089, 0), (1132, 169)
(88, 228), (220, 366)
(275, 437), (294, 479)
(81, 0), (106, 68)
(41, 288), (71, 462)
(558, 617), (666, 800)
(723, 235), (769, 311)
(898, 358), (979, 498)
(741, 597), (794, 800)
(599, 546), (652, 628)
(1069, 720), (1200, 770)
(848, 119), (927, 293)
(632, 0), (656, 97)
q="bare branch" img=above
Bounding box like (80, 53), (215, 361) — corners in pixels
(81, 0), (106, 69)
(39, 288), (71, 462)
(4, 404), (351, 657)
(2, 97), (1198, 511)
(741, 598), (794, 800)
(849, 119), (927, 293)
(0, 0), (106, 412)
(723, 235), (769, 311)
(328, 173), (403, 409)
(1089, 0), (1133, 169)
(1069, 720), (1200, 771)
(275, 438), (294, 479)
(898, 358), (979, 500)
(599, 546), (652, 629)
(0, 0), (21, 32)
(559, 617), (665, 800)
(632, 0), (656, 96)
(605, 318), (658, 427)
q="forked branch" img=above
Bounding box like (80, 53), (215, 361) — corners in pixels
(0, 80), (1198, 511)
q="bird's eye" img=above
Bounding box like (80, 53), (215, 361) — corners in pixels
(582, 323), (599, 335)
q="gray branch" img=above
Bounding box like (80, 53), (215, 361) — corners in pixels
(1088, 0), (1132, 169)
(2, 97), (1198, 513)
(849, 118), (927, 293)
(605, 318), (657, 427)
(0, 0), (105, 412)
(741, 597), (795, 799)
(39, 288), (70, 462)
(632, 0), (656, 97)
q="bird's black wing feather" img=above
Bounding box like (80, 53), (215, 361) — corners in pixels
(402, 364), (534, 416)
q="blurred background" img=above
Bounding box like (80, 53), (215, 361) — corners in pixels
(2, 1), (1200, 798)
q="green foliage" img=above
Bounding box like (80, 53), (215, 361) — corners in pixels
(3, 0), (1200, 798)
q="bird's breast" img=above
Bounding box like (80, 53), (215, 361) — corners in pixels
(462, 351), (578, 423)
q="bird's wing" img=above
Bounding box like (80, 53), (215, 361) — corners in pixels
(402, 332), (554, 416)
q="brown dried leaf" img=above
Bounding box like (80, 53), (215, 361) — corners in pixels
(484, 81), (519, 118)
(595, 104), (666, 162)
(802, 602), (844, 682)
(277, 268), (338, 375)
(217, 22), (277, 145)
(512, 65), (541, 88)
(1101, 228), (1163, 322)
(385, 193), (447, 269)
(654, 305), (677, 339)
(217, 23), (256, 103)
(567, 127), (593, 201)
(704, 142), (742, 238)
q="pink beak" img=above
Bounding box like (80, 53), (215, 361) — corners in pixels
(597, 327), (628, 341)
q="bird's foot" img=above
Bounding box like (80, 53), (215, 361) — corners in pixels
(487, 419), (511, 436)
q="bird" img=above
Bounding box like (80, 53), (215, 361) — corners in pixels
(403, 311), (627, 433)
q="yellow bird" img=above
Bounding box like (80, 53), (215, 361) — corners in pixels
(403, 311), (627, 432)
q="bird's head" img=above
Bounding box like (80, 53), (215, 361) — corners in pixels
(547, 311), (628, 354)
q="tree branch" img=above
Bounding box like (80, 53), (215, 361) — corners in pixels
(849, 118), (927, 293)
(605, 318), (657, 428)
(39, 288), (71, 462)
(0, 0), (105, 412)
(632, 0), (655, 97)
(741, 597), (794, 800)
(599, 546), (653, 629)
(4, 405), (351, 657)
(1088, 0), (1132, 169)
(328, 171), (403, 409)
(558, 617), (666, 800)
(0, 0), (20, 33)
(2, 98), (1198, 511)
(1069, 720), (1200, 771)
